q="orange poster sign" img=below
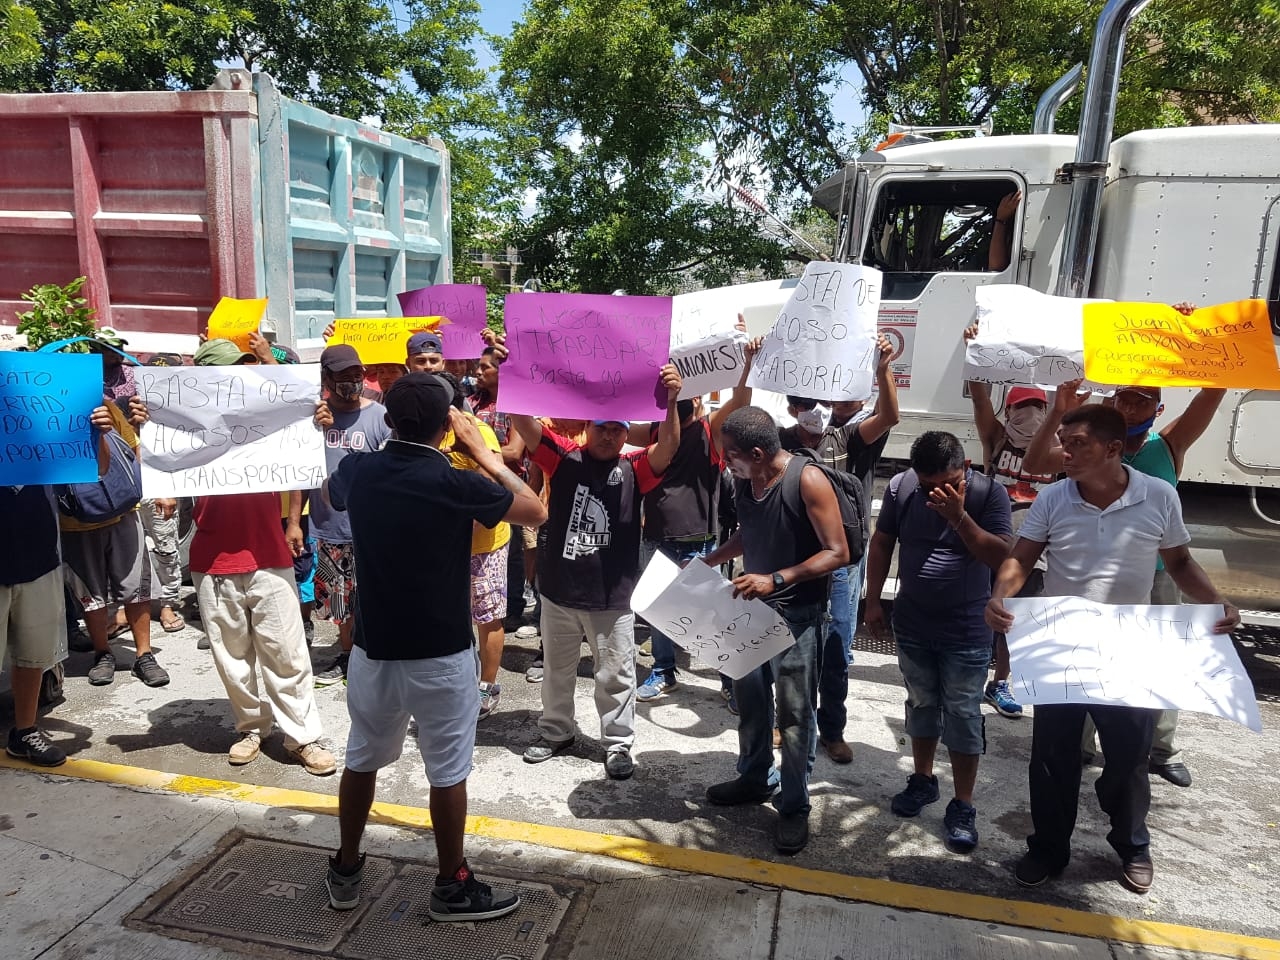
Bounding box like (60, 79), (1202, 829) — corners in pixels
(1083, 299), (1280, 389)
(207, 297), (268, 352)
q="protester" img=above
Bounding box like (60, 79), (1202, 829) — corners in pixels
(180, 345), (335, 774)
(1021, 308), (1226, 788)
(987, 404), (1239, 893)
(406, 331), (446, 374)
(134, 357), (186, 635)
(778, 334), (900, 763)
(700, 406), (848, 855)
(962, 328), (1060, 720)
(310, 344), (393, 686)
(323, 373), (545, 921)
(864, 431), (1013, 852)
(437, 371), (511, 720)
(634, 332), (762, 706)
(63, 397), (169, 689)
(509, 364), (684, 781)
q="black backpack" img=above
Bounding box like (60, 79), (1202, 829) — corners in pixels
(783, 447), (867, 564)
(57, 430), (143, 524)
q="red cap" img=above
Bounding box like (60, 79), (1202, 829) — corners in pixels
(1007, 386), (1048, 408)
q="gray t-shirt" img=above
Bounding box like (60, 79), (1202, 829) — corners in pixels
(310, 401), (392, 544)
(1016, 466), (1190, 605)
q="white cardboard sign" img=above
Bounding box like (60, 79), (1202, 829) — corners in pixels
(965, 284), (1112, 388)
(747, 262), (881, 401)
(630, 553), (795, 680)
(670, 329), (747, 399)
(1004, 596), (1262, 732)
(138, 364), (327, 497)
(670, 279), (794, 348)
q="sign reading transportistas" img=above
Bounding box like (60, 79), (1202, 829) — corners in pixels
(500, 291), (673, 421)
(137, 365), (326, 497)
(630, 553), (795, 680)
(0, 352), (104, 485)
(747, 262), (881, 401)
(1004, 596), (1262, 732)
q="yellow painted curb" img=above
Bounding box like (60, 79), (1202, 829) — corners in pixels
(2, 755), (1276, 959)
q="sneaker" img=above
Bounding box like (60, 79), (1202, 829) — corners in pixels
(6, 726), (66, 767)
(131, 652), (170, 687)
(326, 852), (365, 910)
(943, 798), (979, 851)
(1121, 855), (1154, 894)
(523, 737), (574, 763)
(68, 625), (93, 653)
(514, 624), (539, 640)
(706, 777), (779, 806)
(984, 680), (1023, 718)
(294, 741), (337, 776)
(525, 658), (544, 683)
(891, 773), (940, 817)
(429, 861), (520, 922)
(88, 650), (117, 686)
(478, 682), (501, 720)
(228, 732), (261, 765)
(605, 746), (634, 780)
(197, 632), (211, 650)
(303, 619), (315, 647)
(1014, 852), (1063, 887)
(314, 654), (349, 687)
(775, 813), (809, 855)
(636, 673), (676, 702)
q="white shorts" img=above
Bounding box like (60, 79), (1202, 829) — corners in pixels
(1, 567), (67, 671)
(343, 645), (478, 788)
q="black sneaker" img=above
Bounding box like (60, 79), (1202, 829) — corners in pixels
(890, 773), (939, 817)
(67, 625), (93, 653)
(131, 652), (170, 687)
(314, 653), (349, 687)
(943, 798), (979, 852)
(429, 861), (520, 922)
(6, 727), (66, 767)
(88, 650), (117, 685)
(775, 813), (809, 855)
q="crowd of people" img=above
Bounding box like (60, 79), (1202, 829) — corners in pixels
(0, 300), (1243, 922)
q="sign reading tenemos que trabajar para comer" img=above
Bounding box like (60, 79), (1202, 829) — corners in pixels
(138, 365), (326, 497)
(746, 262), (881, 401)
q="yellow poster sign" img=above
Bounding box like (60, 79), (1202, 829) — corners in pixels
(1083, 299), (1280, 389)
(329, 317), (446, 365)
(207, 297), (268, 352)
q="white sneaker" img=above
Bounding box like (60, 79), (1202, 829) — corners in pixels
(514, 624), (539, 640)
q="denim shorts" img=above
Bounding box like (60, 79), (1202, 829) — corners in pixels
(894, 627), (989, 755)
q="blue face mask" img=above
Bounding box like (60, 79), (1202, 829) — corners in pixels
(1126, 413), (1156, 437)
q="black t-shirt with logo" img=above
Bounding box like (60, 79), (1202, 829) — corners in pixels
(328, 440), (512, 660)
(532, 429), (661, 612)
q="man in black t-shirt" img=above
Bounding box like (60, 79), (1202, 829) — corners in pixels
(322, 374), (546, 923)
(510, 364), (683, 781)
(777, 335), (900, 765)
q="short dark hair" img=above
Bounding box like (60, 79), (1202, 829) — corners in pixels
(786, 395), (818, 410)
(1062, 404), (1126, 446)
(480, 345), (501, 364)
(722, 406), (781, 457)
(910, 431), (966, 476)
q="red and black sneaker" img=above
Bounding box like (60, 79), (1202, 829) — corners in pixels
(428, 860), (520, 922)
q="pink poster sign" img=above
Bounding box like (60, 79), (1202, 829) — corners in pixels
(499, 292), (673, 420)
(396, 284), (489, 359)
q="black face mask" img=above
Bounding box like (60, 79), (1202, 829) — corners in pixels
(333, 381), (364, 402)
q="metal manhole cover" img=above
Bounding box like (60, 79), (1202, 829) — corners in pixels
(343, 865), (570, 960)
(130, 832), (579, 960)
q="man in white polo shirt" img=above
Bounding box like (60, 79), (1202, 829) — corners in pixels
(986, 404), (1239, 895)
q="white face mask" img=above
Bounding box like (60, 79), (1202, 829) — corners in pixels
(796, 406), (831, 435)
(1004, 405), (1046, 447)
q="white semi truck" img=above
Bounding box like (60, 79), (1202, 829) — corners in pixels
(810, 0), (1280, 613)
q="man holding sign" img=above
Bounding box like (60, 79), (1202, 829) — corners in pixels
(987, 404), (1239, 894)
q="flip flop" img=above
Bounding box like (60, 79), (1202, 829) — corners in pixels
(160, 611), (186, 633)
(106, 622), (131, 640)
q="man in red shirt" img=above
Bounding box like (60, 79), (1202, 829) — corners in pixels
(185, 349), (335, 775)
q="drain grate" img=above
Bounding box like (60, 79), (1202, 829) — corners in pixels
(131, 833), (578, 959)
(343, 865), (570, 960)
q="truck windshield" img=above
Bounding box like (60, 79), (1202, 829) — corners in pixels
(862, 177), (1019, 300)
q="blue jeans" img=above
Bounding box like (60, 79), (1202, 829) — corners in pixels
(816, 553), (867, 741)
(732, 603), (824, 817)
(895, 627), (990, 755)
(647, 538), (717, 679)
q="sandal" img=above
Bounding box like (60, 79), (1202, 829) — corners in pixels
(106, 622), (131, 640)
(160, 609), (186, 633)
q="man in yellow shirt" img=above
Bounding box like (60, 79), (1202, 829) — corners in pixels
(439, 372), (511, 719)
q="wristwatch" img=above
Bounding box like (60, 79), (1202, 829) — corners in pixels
(772, 572), (786, 591)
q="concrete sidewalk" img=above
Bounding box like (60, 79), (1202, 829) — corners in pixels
(0, 763), (1269, 960)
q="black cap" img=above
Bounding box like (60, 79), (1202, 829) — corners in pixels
(384, 372), (453, 438)
(320, 344), (362, 373)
